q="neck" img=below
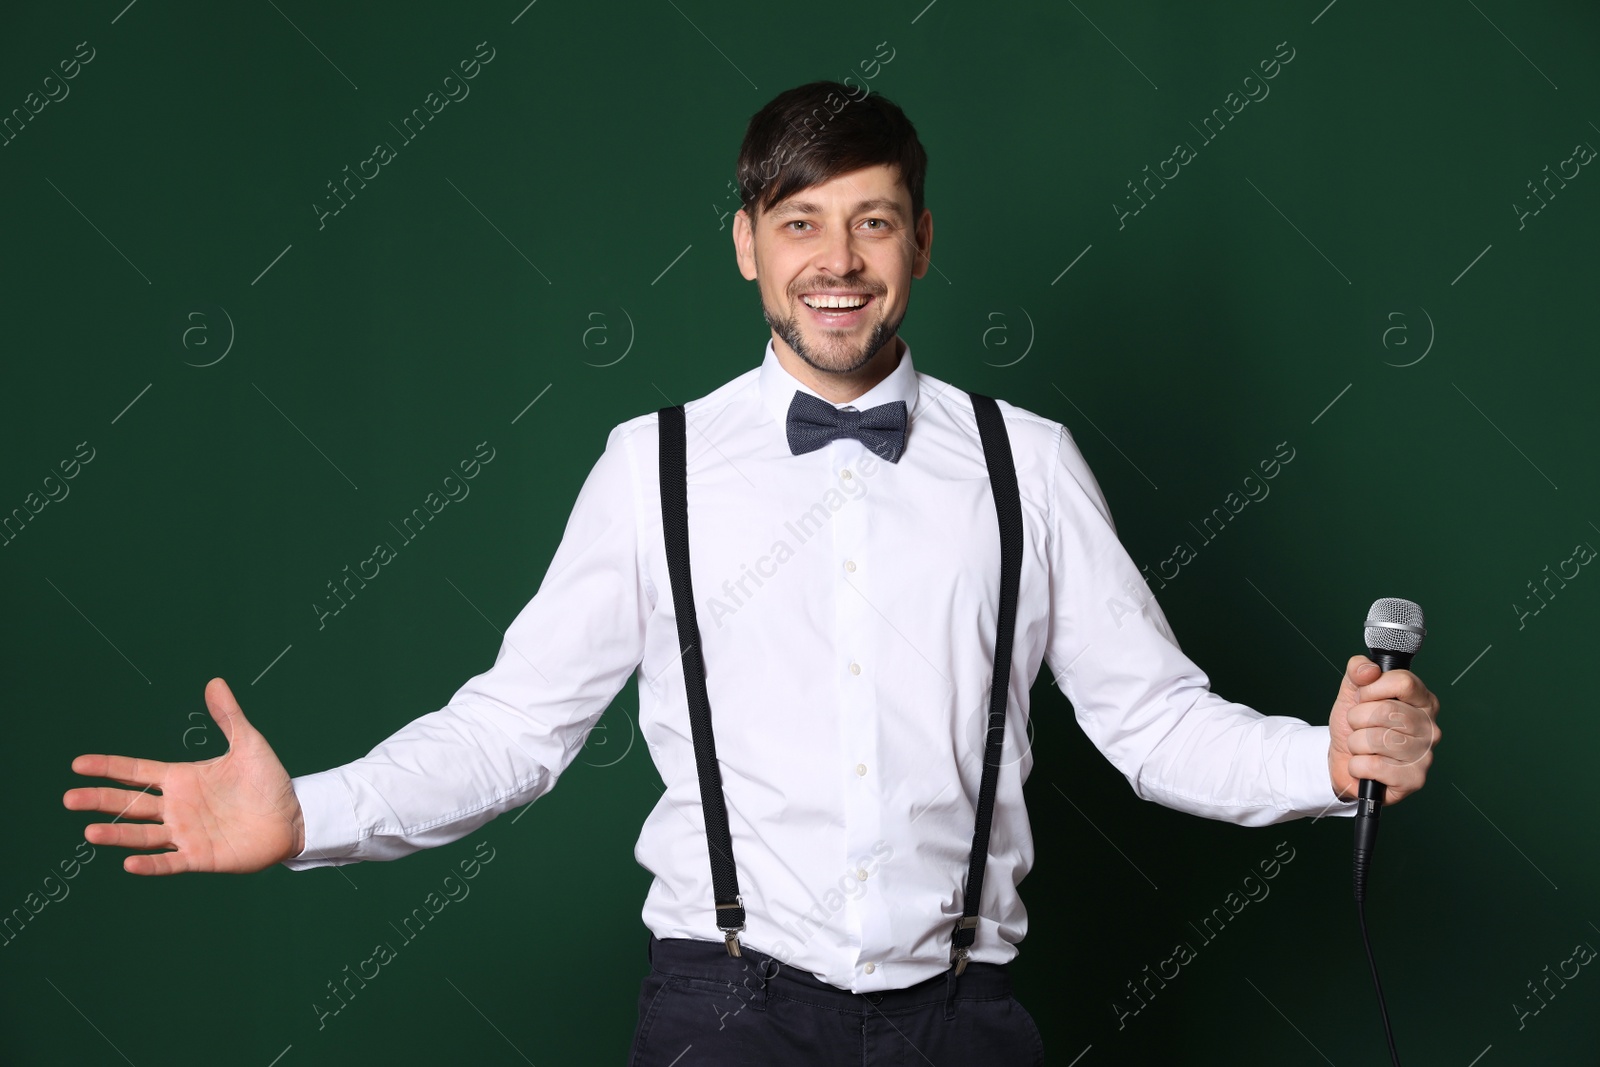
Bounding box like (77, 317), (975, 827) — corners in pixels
(773, 335), (904, 405)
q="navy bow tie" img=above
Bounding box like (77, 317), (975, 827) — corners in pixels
(785, 390), (908, 464)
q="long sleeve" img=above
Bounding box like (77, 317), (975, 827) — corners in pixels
(283, 422), (651, 869)
(1041, 423), (1358, 825)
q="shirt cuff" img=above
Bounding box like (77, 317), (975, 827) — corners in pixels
(280, 770), (363, 870)
(1286, 724), (1358, 818)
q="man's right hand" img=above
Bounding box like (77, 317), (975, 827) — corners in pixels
(62, 677), (306, 875)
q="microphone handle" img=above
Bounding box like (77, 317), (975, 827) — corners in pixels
(1353, 647), (1415, 901)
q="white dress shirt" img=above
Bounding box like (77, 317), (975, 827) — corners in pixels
(284, 337), (1356, 993)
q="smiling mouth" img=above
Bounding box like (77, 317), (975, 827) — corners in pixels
(799, 292), (875, 324)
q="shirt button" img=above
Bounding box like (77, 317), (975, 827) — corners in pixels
(864, 962), (876, 974)
(849, 662), (861, 675)
(855, 763), (867, 777)
(856, 868), (868, 881)
(841, 469), (853, 480)
(845, 560), (856, 572)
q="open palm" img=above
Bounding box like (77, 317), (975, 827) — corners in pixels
(62, 677), (304, 875)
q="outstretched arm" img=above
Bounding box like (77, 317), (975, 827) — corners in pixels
(63, 420), (650, 874)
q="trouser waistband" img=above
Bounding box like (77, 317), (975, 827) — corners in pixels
(645, 935), (1011, 1019)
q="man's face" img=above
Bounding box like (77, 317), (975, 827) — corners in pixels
(734, 163), (933, 378)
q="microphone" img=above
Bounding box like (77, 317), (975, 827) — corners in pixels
(1353, 596), (1427, 902)
(1353, 597), (1426, 1067)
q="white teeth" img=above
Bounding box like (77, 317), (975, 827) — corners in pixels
(802, 293), (869, 309)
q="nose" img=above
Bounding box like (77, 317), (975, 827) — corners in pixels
(813, 219), (866, 279)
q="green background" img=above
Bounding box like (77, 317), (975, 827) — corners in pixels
(4, 1), (1597, 1063)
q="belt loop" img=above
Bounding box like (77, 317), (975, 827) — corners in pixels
(944, 963), (961, 1020)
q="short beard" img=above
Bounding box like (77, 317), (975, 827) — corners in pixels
(764, 294), (905, 378)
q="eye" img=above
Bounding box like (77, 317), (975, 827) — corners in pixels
(787, 220), (811, 231)
(862, 218), (887, 229)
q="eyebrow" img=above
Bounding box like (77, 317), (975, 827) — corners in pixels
(767, 197), (907, 223)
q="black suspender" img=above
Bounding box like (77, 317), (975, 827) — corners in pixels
(657, 403), (747, 956)
(954, 392), (1025, 975)
(656, 392), (1024, 973)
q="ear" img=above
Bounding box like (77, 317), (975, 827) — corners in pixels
(910, 207), (933, 280)
(733, 208), (758, 281)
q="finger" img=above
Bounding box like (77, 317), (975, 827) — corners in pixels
(70, 754), (169, 788)
(62, 786), (161, 821)
(1346, 751), (1429, 795)
(1355, 698), (1440, 742)
(1345, 698), (1433, 732)
(85, 822), (172, 850)
(1355, 667), (1432, 708)
(124, 851), (188, 876)
(1346, 723), (1438, 767)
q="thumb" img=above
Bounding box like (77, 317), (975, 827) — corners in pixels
(1347, 654), (1382, 688)
(203, 677), (253, 748)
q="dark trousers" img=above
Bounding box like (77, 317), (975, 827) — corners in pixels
(627, 935), (1045, 1066)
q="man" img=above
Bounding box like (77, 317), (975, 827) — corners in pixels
(63, 82), (1441, 1064)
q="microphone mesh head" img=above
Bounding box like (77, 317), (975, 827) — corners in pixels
(1364, 597), (1426, 654)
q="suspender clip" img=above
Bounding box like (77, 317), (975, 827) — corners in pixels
(950, 915), (979, 975)
(717, 895), (745, 956)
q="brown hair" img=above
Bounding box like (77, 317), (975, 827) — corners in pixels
(735, 81), (928, 227)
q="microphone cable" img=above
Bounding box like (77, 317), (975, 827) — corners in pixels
(1356, 892), (1401, 1067)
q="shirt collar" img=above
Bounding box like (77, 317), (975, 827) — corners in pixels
(757, 336), (921, 430)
